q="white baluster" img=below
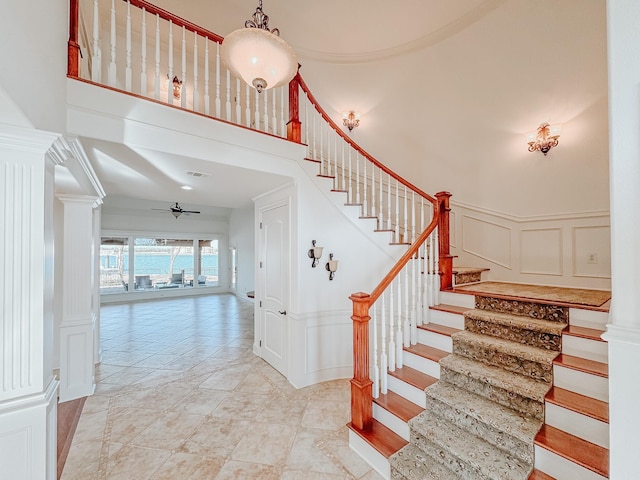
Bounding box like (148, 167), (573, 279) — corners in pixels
(91, 0), (101, 83)
(271, 88), (277, 135)
(379, 168), (384, 229)
(417, 243), (424, 327)
(388, 280), (396, 372)
(427, 233), (434, 308)
(404, 185), (408, 244)
(125, 1), (132, 91)
(181, 27), (187, 108)
(380, 294), (388, 394)
(372, 164), (377, 219)
(280, 85), (286, 137)
(154, 14), (160, 100)
(348, 149), (353, 204)
(304, 96), (309, 150)
(108, 0), (117, 87)
(193, 32), (199, 111)
(140, 7), (147, 96)
(167, 21), (173, 104)
(319, 121), (324, 169)
(236, 79), (241, 124)
(312, 114), (317, 160)
(397, 276), (404, 368)
(245, 83), (251, 127)
(254, 87), (260, 129)
(356, 152), (361, 206)
(363, 157), (368, 216)
(411, 256), (418, 344)
(404, 264), (411, 347)
(372, 303), (379, 399)
(395, 179), (400, 242)
(387, 173), (392, 231)
(411, 191), (416, 243)
(204, 40), (210, 115)
(215, 44), (220, 117)
(434, 227), (441, 305)
(226, 70), (232, 121)
(263, 89), (269, 132)
(341, 142), (346, 192)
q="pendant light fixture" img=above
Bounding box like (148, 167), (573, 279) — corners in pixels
(221, 0), (298, 93)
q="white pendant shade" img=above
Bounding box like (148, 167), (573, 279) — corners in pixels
(221, 28), (298, 92)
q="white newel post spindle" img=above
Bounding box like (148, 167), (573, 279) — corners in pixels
(204, 40), (210, 115)
(263, 90), (269, 132)
(254, 87), (260, 129)
(380, 294), (388, 394)
(154, 14), (160, 100)
(192, 31), (199, 111)
(168, 21), (174, 104)
(226, 70), (232, 121)
(215, 44), (220, 117)
(236, 79), (242, 124)
(181, 27), (187, 109)
(388, 282), (396, 372)
(245, 83), (251, 128)
(372, 303), (379, 399)
(140, 8), (147, 96)
(125, 0), (132, 91)
(108, 0), (117, 87)
(396, 276), (403, 368)
(91, 0), (101, 82)
(58, 195), (99, 402)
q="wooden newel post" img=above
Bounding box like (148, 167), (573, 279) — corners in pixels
(435, 191), (453, 291)
(286, 72), (302, 143)
(349, 292), (373, 431)
(68, 0), (80, 77)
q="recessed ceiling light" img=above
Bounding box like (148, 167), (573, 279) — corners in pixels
(181, 185), (193, 190)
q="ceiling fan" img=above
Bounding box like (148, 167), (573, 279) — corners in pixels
(152, 202), (201, 219)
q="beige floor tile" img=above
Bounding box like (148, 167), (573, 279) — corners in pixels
(280, 470), (352, 480)
(214, 460), (281, 480)
(150, 452), (225, 479)
(170, 388), (228, 415)
(60, 439), (103, 480)
(71, 409), (109, 444)
(302, 399), (350, 431)
(179, 417), (249, 457)
(235, 372), (277, 395)
(285, 428), (346, 475)
(130, 411), (204, 451)
(105, 444), (172, 480)
(108, 407), (161, 444)
(231, 422), (297, 466)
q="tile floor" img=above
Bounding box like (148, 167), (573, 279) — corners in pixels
(61, 293), (383, 480)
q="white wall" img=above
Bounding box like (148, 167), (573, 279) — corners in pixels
(229, 206), (256, 297)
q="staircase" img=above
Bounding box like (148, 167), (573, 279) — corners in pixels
(348, 288), (610, 480)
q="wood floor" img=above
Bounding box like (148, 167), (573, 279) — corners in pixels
(57, 397), (86, 479)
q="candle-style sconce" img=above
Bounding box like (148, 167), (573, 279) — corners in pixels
(308, 240), (324, 267)
(325, 253), (339, 280)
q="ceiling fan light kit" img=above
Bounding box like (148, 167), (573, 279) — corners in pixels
(152, 202), (201, 219)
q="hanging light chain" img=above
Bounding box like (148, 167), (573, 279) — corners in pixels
(245, 0), (280, 36)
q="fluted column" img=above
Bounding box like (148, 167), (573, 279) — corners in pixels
(0, 125), (61, 480)
(57, 194), (99, 402)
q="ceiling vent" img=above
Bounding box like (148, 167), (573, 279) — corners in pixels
(186, 170), (211, 178)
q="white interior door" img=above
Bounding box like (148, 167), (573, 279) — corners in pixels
(259, 203), (289, 376)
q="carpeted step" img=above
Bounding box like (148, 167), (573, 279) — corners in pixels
(423, 382), (542, 463)
(464, 309), (567, 351)
(453, 267), (489, 286)
(408, 413), (533, 480)
(452, 330), (559, 383)
(390, 443), (459, 480)
(473, 295), (569, 323)
(440, 354), (550, 420)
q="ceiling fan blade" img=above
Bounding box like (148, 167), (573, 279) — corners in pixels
(182, 210), (200, 214)
(151, 208), (171, 211)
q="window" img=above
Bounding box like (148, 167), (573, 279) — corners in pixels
(133, 238), (194, 290)
(99, 237), (129, 293)
(199, 240), (219, 286)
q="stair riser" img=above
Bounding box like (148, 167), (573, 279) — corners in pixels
(561, 335), (608, 364)
(552, 365), (609, 402)
(417, 329), (452, 353)
(439, 291), (476, 309)
(424, 394), (534, 463)
(464, 317), (562, 351)
(452, 339), (553, 383)
(454, 272), (483, 285)
(427, 310), (465, 330)
(568, 307), (609, 330)
(349, 430), (391, 480)
(440, 367), (545, 420)
(534, 445), (607, 480)
(544, 402), (609, 449)
(373, 403), (410, 441)
(402, 351), (441, 379)
(387, 375), (427, 408)
(475, 296), (569, 323)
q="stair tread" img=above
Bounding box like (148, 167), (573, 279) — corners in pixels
(404, 343), (449, 362)
(534, 424), (609, 478)
(453, 267), (490, 274)
(425, 381), (543, 444)
(565, 325), (606, 342)
(553, 353), (608, 378)
(453, 330), (559, 365)
(348, 419), (407, 458)
(373, 390), (424, 422)
(546, 386), (609, 423)
(390, 443), (459, 480)
(330, 189), (348, 193)
(418, 322), (460, 337)
(388, 365), (438, 390)
(465, 309), (567, 335)
(440, 354), (550, 402)
(317, 174), (335, 179)
(410, 412), (532, 478)
(430, 303), (472, 315)
(529, 469), (556, 480)
(304, 157), (321, 163)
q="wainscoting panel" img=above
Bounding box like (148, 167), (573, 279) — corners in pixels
(520, 228), (563, 275)
(573, 226), (611, 278)
(462, 215), (512, 269)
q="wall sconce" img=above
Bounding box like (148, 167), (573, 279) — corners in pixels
(325, 253), (339, 280)
(167, 75), (183, 100)
(308, 240), (323, 267)
(526, 122), (562, 156)
(342, 111), (360, 132)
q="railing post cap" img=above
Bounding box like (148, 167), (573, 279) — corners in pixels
(435, 191), (452, 198)
(349, 292), (371, 301)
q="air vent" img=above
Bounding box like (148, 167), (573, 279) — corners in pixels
(186, 170), (211, 178)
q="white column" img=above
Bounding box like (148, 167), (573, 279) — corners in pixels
(604, 1), (640, 478)
(57, 194), (99, 402)
(93, 206), (102, 364)
(0, 125), (61, 480)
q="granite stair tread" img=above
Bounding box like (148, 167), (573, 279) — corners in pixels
(374, 390), (424, 423)
(465, 309), (567, 335)
(348, 419), (407, 458)
(534, 424), (609, 478)
(418, 322), (461, 337)
(453, 330), (559, 366)
(553, 353), (608, 378)
(440, 354), (551, 404)
(409, 412), (533, 479)
(388, 365), (438, 391)
(425, 382), (542, 448)
(404, 343), (449, 362)
(545, 386), (609, 423)
(390, 443), (459, 480)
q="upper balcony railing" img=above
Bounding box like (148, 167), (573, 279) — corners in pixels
(67, 0), (453, 436)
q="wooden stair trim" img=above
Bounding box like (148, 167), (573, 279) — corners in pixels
(304, 157), (321, 164)
(317, 174), (335, 179)
(359, 216), (378, 220)
(545, 386), (609, 423)
(347, 419), (408, 458)
(388, 365), (437, 390)
(373, 390), (424, 422)
(554, 353), (608, 378)
(404, 343), (449, 362)
(345, 203), (363, 207)
(331, 189), (348, 193)
(374, 229), (394, 233)
(529, 469), (556, 480)
(430, 303), (472, 315)
(418, 322), (461, 337)
(535, 424), (609, 478)
(389, 242), (411, 246)
(57, 396), (87, 479)
(565, 325), (606, 342)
